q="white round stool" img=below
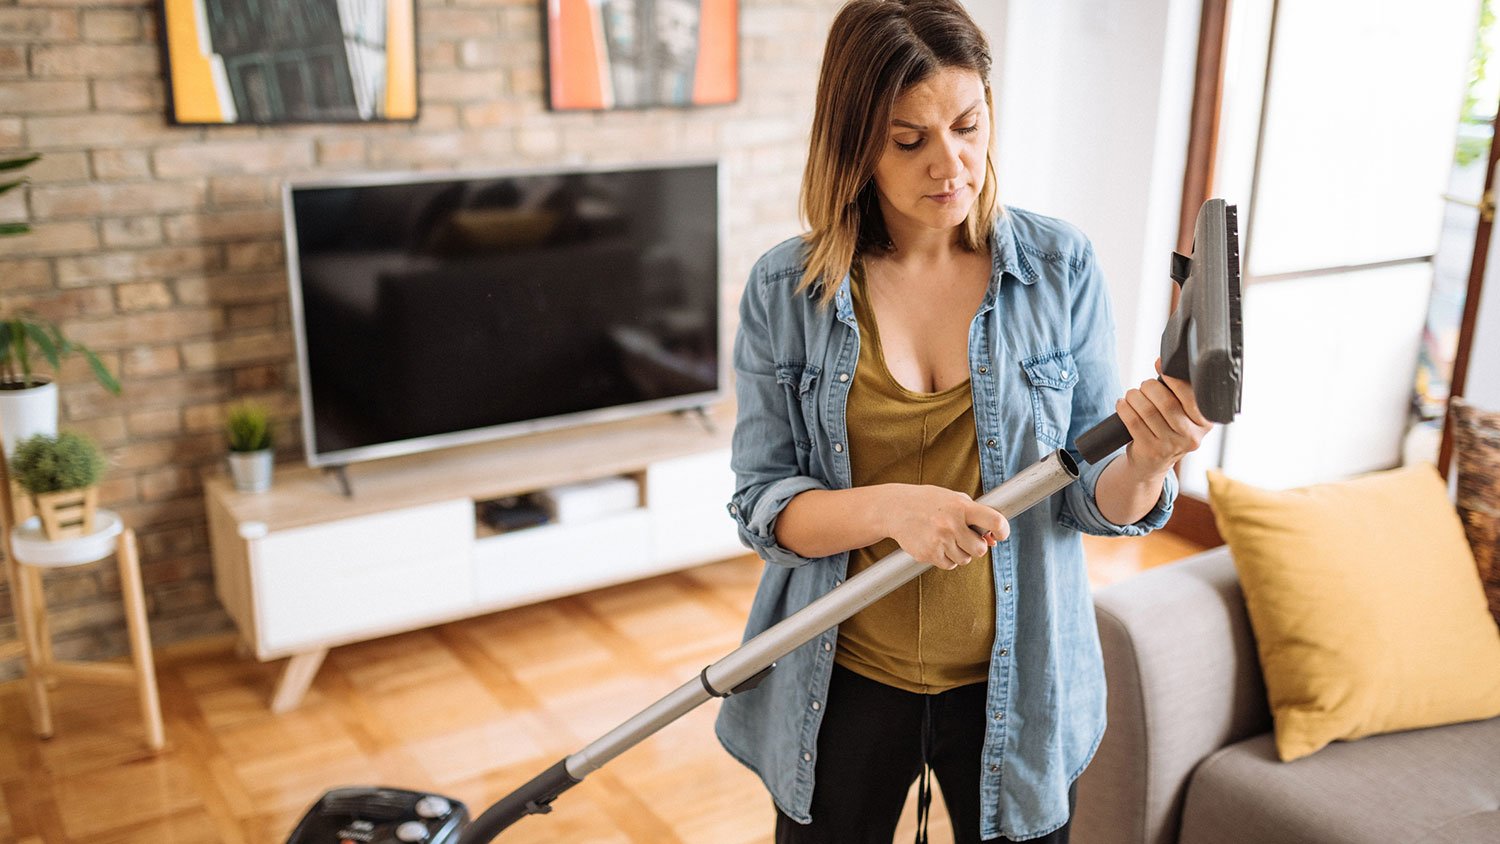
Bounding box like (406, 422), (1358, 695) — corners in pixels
(7, 507), (164, 751)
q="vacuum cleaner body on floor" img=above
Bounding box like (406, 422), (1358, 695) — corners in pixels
(283, 786), (468, 844)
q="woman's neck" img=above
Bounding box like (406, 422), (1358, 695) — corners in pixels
(879, 222), (967, 269)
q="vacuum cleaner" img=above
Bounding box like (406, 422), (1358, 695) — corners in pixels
(284, 198), (1242, 844)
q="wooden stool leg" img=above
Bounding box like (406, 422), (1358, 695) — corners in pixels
(9, 555), (53, 738)
(22, 564), (57, 688)
(116, 529), (164, 751)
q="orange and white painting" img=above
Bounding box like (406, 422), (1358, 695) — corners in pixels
(547, 0), (738, 110)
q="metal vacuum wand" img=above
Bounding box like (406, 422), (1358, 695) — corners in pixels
(458, 448), (1082, 843)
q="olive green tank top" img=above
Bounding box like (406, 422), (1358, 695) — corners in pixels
(834, 270), (996, 694)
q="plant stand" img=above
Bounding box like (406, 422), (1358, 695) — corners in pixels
(31, 485), (98, 540)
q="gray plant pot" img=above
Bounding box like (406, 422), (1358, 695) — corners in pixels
(228, 449), (273, 493)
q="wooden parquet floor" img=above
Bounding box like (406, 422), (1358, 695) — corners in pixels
(0, 532), (1205, 844)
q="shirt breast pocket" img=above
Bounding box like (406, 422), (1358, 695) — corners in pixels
(775, 361), (821, 454)
(1021, 350), (1080, 450)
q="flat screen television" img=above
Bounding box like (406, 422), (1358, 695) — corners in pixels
(283, 161), (723, 468)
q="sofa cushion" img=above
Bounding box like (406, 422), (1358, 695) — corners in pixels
(1178, 715), (1500, 844)
(1451, 397), (1500, 628)
(1207, 463), (1500, 761)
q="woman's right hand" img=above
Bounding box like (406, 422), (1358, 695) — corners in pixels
(878, 484), (1010, 570)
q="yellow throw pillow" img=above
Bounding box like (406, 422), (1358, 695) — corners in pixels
(1207, 463), (1500, 762)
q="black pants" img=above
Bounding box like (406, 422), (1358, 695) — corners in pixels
(775, 664), (1077, 844)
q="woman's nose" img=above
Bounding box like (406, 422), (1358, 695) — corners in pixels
(928, 136), (964, 180)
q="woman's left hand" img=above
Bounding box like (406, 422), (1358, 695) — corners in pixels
(1116, 358), (1215, 477)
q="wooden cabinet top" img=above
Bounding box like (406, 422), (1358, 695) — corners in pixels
(206, 404), (735, 532)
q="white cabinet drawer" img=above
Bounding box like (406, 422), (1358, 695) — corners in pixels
(650, 507), (745, 568)
(253, 500), (474, 653)
(645, 448), (734, 511)
(473, 510), (651, 608)
(646, 447), (743, 567)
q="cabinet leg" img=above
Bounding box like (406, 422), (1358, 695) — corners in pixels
(270, 649), (327, 713)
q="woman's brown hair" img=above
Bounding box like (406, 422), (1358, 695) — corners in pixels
(799, 0), (999, 306)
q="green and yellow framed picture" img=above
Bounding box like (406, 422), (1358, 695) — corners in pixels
(159, 0), (418, 124)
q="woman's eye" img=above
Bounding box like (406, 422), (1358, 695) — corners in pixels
(956, 124), (980, 135)
(894, 137), (922, 151)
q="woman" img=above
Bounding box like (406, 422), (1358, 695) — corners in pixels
(715, 1), (1213, 842)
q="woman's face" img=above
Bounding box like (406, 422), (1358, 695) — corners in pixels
(871, 66), (990, 239)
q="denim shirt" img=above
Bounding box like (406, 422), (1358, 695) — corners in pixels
(715, 207), (1177, 840)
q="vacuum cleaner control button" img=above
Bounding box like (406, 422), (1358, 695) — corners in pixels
(415, 796), (451, 819)
(395, 820), (428, 842)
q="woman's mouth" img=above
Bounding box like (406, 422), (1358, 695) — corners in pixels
(926, 186), (967, 204)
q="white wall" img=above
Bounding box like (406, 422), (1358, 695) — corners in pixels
(986, 0), (1202, 382)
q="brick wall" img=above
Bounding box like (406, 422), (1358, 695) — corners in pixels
(0, 0), (832, 674)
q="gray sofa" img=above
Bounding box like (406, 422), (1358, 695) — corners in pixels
(1074, 546), (1500, 844)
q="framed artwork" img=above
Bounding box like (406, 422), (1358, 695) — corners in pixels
(159, 0), (418, 124)
(547, 0), (739, 111)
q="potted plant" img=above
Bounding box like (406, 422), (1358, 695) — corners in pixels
(1, 156), (123, 456)
(226, 401), (273, 492)
(10, 430), (108, 540)
(0, 314), (122, 458)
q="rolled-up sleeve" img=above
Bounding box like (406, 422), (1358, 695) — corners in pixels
(1060, 453), (1176, 536)
(1056, 239), (1177, 537)
(725, 265), (833, 568)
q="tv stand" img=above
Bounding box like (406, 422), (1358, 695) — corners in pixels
(206, 407), (742, 712)
(678, 405), (717, 435)
(324, 464), (353, 498)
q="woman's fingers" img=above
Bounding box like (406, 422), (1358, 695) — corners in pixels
(1155, 359), (1214, 428)
(938, 545), (971, 569)
(1137, 379), (1194, 438)
(964, 502), (1010, 542)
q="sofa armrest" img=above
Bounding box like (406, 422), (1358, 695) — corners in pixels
(1073, 546), (1272, 844)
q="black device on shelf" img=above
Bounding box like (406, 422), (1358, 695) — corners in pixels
(284, 786), (467, 844)
(283, 161), (723, 471)
(477, 495), (551, 534)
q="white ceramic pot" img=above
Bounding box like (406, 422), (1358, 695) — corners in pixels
(228, 449), (274, 493)
(0, 378), (59, 458)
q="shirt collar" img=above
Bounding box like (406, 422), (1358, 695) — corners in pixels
(991, 209), (1034, 286)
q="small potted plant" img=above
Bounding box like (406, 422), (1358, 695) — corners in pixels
(10, 430), (108, 540)
(226, 401), (273, 493)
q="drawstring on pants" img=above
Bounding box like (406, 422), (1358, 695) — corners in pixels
(914, 694), (935, 844)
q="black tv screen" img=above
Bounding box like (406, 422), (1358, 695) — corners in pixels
(284, 162), (721, 467)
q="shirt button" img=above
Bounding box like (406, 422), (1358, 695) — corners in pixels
(989, 764), (1000, 773)
(811, 701), (821, 710)
(823, 641), (833, 651)
(993, 711), (1005, 721)
(978, 365), (989, 374)
(833, 443), (844, 453)
(999, 648), (1009, 657)
(839, 373), (849, 382)
(803, 752), (813, 762)
(1059, 370), (1069, 379)
(728, 504), (738, 514)
(1003, 583), (1012, 593)
(986, 438), (997, 448)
